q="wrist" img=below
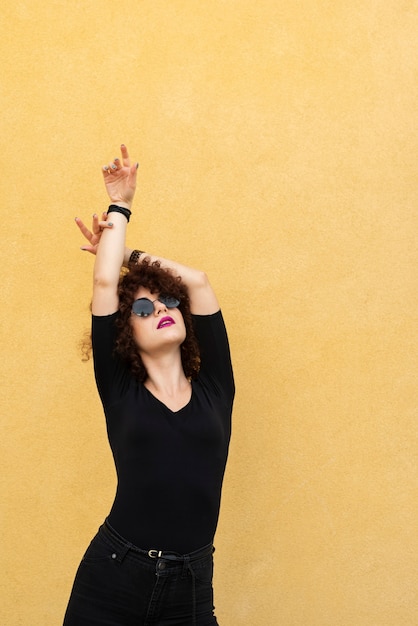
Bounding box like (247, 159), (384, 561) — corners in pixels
(123, 248), (145, 266)
(108, 205), (132, 222)
(128, 249), (145, 265)
(108, 200), (132, 210)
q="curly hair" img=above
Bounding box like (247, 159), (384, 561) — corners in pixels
(114, 259), (200, 382)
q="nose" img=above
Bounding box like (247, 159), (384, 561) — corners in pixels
(153, 299), (167, 315)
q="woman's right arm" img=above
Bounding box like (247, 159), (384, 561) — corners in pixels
(90, 145), (138, 316)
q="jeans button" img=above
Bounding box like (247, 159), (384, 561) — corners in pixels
(158, 561), (166, 570)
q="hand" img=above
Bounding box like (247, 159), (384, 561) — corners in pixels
(102, 144), (138, 209)
(75, 212), (112, 255)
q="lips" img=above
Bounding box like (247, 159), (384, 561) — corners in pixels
(157, 316), (175, 329)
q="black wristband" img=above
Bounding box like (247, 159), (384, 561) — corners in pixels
(129, 249), (145, 265)
(108, 204), (132, 222)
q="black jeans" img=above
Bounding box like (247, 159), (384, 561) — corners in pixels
(63, 520), (219, 626)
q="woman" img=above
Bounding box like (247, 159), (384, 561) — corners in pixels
(63, 145), (234, 626)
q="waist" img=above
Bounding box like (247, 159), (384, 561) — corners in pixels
(103, 518), (214, 562)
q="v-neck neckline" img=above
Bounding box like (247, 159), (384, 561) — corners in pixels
(143, 382), (193, 414)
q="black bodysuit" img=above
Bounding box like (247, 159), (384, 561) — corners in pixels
(92, 310), (234, 554)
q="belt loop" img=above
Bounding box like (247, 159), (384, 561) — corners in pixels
(181, 556), (197, 626)
(182, 554), (190, 579)
(113, 542), (130, 564)
(183, 556), (197, 626)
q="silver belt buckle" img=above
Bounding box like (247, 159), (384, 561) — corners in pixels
(148, 549), (163, 559)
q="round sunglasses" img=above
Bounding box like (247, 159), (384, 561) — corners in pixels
(131, 295), (180, 317)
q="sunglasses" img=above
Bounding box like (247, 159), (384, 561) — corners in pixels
(131, 295), (180, 317)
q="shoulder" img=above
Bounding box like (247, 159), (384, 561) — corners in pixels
(92, 310), (120, 334)
(192, 309), (224, 331)
(91, 311), (120, 358)
(92, 310), (120, 324)
(192, 310), (230, 346)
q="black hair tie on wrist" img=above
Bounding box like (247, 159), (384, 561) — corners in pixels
(108, 204), (132, 222)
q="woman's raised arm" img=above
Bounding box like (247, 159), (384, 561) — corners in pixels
(123, 248), (219, 315)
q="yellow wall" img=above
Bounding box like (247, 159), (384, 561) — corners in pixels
(1, 1), (417, 624)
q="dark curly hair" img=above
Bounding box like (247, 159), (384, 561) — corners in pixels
(114, 258), (200, 382)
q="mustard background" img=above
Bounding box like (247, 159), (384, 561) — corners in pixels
(1, 1), (417, 624)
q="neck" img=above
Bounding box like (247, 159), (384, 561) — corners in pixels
(141, 351), (192, 412)
(140, 350), (189, 396)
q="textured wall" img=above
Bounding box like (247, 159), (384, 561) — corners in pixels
(1, 1), (417, 624)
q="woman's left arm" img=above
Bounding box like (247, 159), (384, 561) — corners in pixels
(124, 248), (220, 315)
(77, 222), (219, 315)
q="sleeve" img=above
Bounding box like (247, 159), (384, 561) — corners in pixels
(192, 311), (235, 404)
(91, 312), (131, 408)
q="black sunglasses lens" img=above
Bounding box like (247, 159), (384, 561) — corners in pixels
(132, 296), (180, 316)
(160, 296), (180, 308)
(132, 298), (154, 317)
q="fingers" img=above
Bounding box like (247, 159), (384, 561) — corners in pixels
(75, 217), (92, 240)
(92, 213), (101, 235)
(120, 145), (140, 174)
(102, 144), (130, 176)
(102, 157), (122, 176)
(92, 213), (114, 234)
(98, 211), (113, 229)
(120, 144), (130, 168)
(74, 215), (113, 244)
(80, 245), (97, 255)
(125, 161), (138, 190)
(98, 220), (113, 229)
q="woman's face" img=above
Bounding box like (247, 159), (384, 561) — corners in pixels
(130, 286), (187, 355)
